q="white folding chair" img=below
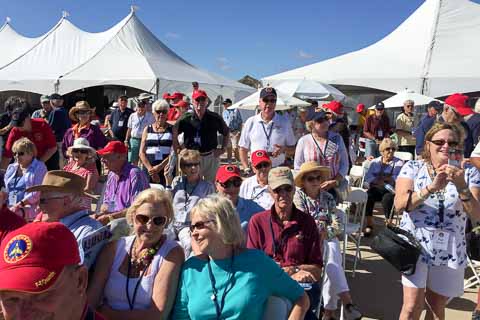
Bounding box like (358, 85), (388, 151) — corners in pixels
(394, 151), (414, 161)
(348, 165), (364, 188)
(149, 183), (165, 190)
(465, 256), (480, 290)
(360, 159), (372, 189)
(341, 187), (368, 277)
(358, 137), (367, 158)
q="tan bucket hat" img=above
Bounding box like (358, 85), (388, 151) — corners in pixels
(294, 161), (331, 188)
(69, 101), (95, 122)
(26, 170), (96, 199)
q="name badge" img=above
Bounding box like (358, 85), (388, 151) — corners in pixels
(118, 120), (124, 127)
(432, 230), (450, 251)
(9, 192), (17, 206)
(106, 200), (116, 212)
(155, 150), (163, 161)
(377, 129), (384, 138)
(194, 135), (201, 145)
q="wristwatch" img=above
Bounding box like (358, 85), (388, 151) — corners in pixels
(294, 266), (300, 274)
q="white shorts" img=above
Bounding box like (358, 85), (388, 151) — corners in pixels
(401, 259), (465, 298)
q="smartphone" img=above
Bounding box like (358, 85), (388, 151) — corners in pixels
(448, 147), (460, 167)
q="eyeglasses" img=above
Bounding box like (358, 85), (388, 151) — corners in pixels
(218, 179), (242, 189)
(13, 152), (25, 157)
(183, 162), (200, 168)
(430, 139), (459, 147)
(405, 105), (414, 108)
(135, 214), (167, 226)
(255, 162), (271, 170)
(262, 98), (276, 104)
(273, 185), (294, 194)
(189, 220), (216, 232)
(39, 196), (65, 204)
(72, 149), (89, 154)
(155, 109), (168, 114)
(384, 148), (396, 152)
(76, 111), (90, 116)
(305, 175), (322, 183)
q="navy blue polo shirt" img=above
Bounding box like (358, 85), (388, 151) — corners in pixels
(110, 108), (133, 141)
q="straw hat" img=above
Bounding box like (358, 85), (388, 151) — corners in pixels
(26, 170), (96, 199)
(69, 101), (95, 122)
(294, 161), (331, 188)
(67, 138), (97, 158)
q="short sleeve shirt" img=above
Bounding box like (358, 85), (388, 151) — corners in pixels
(110, 108), (134, 141)
(363, 114), (391, 140)
(222, 109), (243, 132)
(238, 175), (274, 210)
(239, 113), (296, 167)
(127, 112), (155, 138)
(396, 113), (416, 146)
(4, 119), (56, 159)
(398, 160), (480, 268)
(171, 176), (215, 224)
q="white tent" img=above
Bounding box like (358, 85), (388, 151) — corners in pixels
(368, 89), (442, 109)
(0, 9), (253, 101)
(266, 79), (346, 101)
(229, 88), (310, 111)
(263, 0), (480, 97)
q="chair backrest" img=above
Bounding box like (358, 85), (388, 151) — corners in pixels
(360, 159), (372, 188)
(349, 165), (363, 178)
(346, 188), (368, 203)
(149, 183), (165, 190)
(394, 151), (413, 161)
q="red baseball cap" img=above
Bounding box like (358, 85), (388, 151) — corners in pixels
(170, 92), (184, 100)
(324, 101), (344, 116)
(356, 104), (365, 113)
(251, 150), (271, 167)
(0, 222), (80, 293)
(445, 93), (473, 116)
(192, 90), (208, 101)
(173, 100), (189, 109)
(162, 93), (171, 100)
(216, 165), (241, 183)
(97, 141), (128, 155)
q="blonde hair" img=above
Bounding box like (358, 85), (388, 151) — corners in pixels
(190, 195), (245, 248)
(422, 122), (464, 163)
(12, 137), (37, 157)
(126, 188), (174, 226)
(379, 138), (397, 152)
(179, 149), (201, 168)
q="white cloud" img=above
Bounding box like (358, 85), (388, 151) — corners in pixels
(216, 57), (231, 71)
(297, 50), (314, 59)
(165, 32), (181, 39)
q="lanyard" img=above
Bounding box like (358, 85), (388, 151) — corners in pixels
(379, 161), (395, 177)
(11, 169), (22, 191)
(135, 115), (145, 133)
(268, 216), (286, 259)
(260, 121), (274, 149)
(207, 253), (235, 320)
(184, 179), (199, 212)
(250, 185), (267, 201)
(427, 164), (446, 225)
(311, 134), (329, 160)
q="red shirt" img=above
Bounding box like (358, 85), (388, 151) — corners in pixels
(246, 205), (323, 267)
(0, 205), (26, 245)
(4, 118), (57, 159)
(363, 114), (391, 140)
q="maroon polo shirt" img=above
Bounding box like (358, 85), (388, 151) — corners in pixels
(363, 114), (391, 140)
(246, 205), (323, 268)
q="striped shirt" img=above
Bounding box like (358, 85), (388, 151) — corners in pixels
(145, 124), (173, 166)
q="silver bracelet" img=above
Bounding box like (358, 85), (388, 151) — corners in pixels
(416, 189), (428, 201)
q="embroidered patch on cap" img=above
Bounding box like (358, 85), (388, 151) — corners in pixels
(256, 151), (265, 157)
(265, 87), (273, 93)
(4, 234), (33, 264)
(226, 166), (234, 172)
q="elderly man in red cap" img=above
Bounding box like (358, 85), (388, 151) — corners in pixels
(173, 90), (230, 182)
(95, 141), (149, 224)
(324, 101), (351, 164)
(0, 222), (106, 319)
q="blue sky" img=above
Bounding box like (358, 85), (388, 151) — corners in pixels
(2, 1), (477, 81)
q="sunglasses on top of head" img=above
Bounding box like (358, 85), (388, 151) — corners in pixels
(135, 214), (167, 226)
(218, 179), (242, 189)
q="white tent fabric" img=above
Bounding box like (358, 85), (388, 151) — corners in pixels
(263, 0), (480, 97)
(229, 88), (310, 111)
(0, 9), (253, 101)
(0, 20), (44, 68)
(266, 79), (346, 101)
(367, 89), (442, 109)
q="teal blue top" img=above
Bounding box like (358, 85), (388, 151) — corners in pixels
(171, 248), (304, 320)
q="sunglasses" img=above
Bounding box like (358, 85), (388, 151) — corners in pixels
(13, 152), (25, 157)
(189, 220), (215, 232)
(135, 214), (167, 226)
(218, 179), (242, 188)
(72, 149), (89, 154)
(273, 185), (294, 194)
(262, 98), (276, 104)
(305, 175), (322, 183)
(384, 148), (396, 152)
(76, 111), (90, 115)
(430, 139), (459, 147)
(183, 162), (200, 168)
(155, 109), (168, 114)
(255, 162), (271, 170)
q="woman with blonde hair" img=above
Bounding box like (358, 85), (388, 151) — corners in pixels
(88, 188), (184, 319)
(395, 122), (480, 320)
(4, 137), (47, 221)
(172, 195), (310, 319)
(363, 138), (404, 234)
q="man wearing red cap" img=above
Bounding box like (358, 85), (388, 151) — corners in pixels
(167, 92), (185, 122)
(215, 164), (263, 231)
(173, 90), (230, 182)
(324, 101), (350, 158)
(239, 150), (274, 210)
(96, 141), (149, 223)
(0, 222), (106, 319)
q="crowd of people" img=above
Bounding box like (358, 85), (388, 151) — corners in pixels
(0, 84), (480, 320)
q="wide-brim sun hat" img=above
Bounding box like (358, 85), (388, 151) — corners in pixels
(69, 101), (95, 122)
(26, 170), (96, 199)
(294, 161), (331, 188)
(67, 137), (97, 158)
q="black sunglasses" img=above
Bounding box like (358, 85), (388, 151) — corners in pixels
(263, 98), (276, 103)
(189, 220), (215, 232)
(430, 139), (458, 147)
(72, 149), (89, 154)
(13, 152), (25, 157)
(305, 175), (322, 183)
(384, 147), (396, 152)
(76, 111), (90, 115)
(218, 179), (242, 189)
(155, 109), (168, 114)
(183, 162), (200, 168)
(273, 185), (294, 193)
(135, 214), (167, 226)
(255, 162), (271, 170)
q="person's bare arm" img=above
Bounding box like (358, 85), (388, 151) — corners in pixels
(239, 147), (249, 170)
(139, 128), (153, 171)
(288, 292), (310, 320)
(471, 157), (480, 170)
(87, 241), (117, 307)
(125, 128), (132, 145)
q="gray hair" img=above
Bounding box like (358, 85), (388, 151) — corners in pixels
(403, 100), (414, 106)
(152, 99), (170, 111)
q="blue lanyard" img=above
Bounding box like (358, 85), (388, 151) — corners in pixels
(207, 254), (235, 319)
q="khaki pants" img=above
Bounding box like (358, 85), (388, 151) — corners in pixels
(200, 152), (219, 183)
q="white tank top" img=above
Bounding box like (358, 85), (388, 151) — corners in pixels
(103, 235), (178, 310)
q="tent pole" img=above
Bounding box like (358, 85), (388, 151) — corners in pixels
(155, 78), (159, 100)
